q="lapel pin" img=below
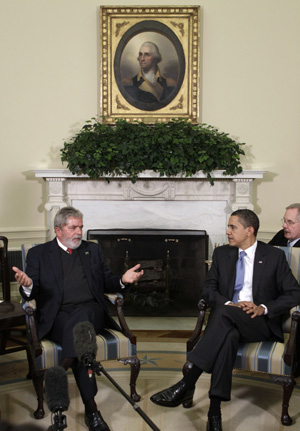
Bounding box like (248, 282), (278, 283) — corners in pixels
(259, 261), (263, 263)
(85, 252), (89, 255)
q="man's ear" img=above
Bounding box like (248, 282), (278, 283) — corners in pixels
(247, 226), (255, 236)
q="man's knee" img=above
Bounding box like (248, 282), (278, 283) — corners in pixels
(208, 304), (241, 326)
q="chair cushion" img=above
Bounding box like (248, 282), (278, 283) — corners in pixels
(96, 328), (137, 361)
(274, 247), (300, 333)
(35, 329), (136, 369)
(234, 333), (291, 376)
(36, 339), (63, 369)
(275, 246), (300, 283)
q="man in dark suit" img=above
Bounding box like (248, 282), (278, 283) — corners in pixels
(151, 209), (300, 431)
(269, 203), (300, 247)
(13, 207), (144, 431)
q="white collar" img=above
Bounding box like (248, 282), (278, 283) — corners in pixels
(288, 238), (300, 247)
(56, 237), (68, 252)
(239, 241), (257, 260)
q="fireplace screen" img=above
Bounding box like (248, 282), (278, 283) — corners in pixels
(87, 229), (208, 317)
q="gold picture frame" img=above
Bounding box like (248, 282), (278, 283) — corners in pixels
(100, 6), (200, 123)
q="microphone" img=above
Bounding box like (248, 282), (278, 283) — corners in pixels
(45, 366), (69, 430)
(72, 324), (161, 431)
(73, 321), (98, 378)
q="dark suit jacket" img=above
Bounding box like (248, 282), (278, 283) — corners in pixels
(20, 239), (124, 340)
(125, 74), (175, 103)
(201, 241), (300, 341)
(269, 229), (300, 247)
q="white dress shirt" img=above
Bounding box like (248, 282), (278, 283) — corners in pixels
(237, 241), (257, 302)
(226, 241), (268, 314)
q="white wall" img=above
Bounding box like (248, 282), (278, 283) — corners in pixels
(1, 0), (299, 245)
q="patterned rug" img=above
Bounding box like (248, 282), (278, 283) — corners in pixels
(1, 342), (300, 430)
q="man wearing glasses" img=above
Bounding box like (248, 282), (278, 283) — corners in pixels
(269, 203), (300, 247)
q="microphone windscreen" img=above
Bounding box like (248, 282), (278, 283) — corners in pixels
(45, 366), (70, 413)
(73, 321), (98, 361)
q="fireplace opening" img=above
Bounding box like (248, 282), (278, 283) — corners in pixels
(87, 229), (208, 317)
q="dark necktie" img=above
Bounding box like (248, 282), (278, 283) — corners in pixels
(67, 248), (73, 255)
(232, 250), (246, 303)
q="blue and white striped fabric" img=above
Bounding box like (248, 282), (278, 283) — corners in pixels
(233, 246), (300, 376)
(36, 329), (136, 369)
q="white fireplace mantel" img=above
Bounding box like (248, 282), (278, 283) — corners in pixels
(34, 169), (265, 256)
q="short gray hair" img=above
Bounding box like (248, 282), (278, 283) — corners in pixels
(139, 42), (162, 63)
(54, 206), (83, 229)
(286, 203), (300, 221)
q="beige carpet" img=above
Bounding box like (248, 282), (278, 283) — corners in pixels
(1, 342), (300, 430)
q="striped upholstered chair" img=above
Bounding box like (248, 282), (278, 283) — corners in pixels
(22, 244), (140, 420)
(183, 246), (300, 426)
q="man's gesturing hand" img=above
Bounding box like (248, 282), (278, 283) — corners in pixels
(12, 266), (32, 288)
(121, 264), (144, 285)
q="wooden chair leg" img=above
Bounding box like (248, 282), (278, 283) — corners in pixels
(26, 345), (34, 380)
(271, 375), (295, 426)
(119, 356), (141, 402)
(32, 369), (45, 419)
(0, 330), (8, 354)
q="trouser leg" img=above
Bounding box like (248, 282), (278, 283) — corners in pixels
(48, 302), (105, 403)
(49, 302), (105, 358)
(208, 326), (240, 400)
(72, 359), (98, 403)
(188, 305), (272, 400)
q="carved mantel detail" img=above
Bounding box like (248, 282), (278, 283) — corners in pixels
(33, 169), (265, 252)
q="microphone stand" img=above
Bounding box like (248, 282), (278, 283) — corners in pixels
(49, 410), (67, 431)
(91, 360), (161, 431)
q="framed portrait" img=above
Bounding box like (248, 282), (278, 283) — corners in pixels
(100, 6), (200, 123)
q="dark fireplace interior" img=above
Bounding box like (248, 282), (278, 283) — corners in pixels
(87, 229), (208, 317)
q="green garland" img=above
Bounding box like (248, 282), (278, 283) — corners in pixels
(61, 118), (245, 185)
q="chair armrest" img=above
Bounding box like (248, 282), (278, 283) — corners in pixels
(284, 310), (300, 367)
(104, 292), (123, 304)
(113, 296), (136, 345)
(24, 305), (43, 358)
(187, 299), (208, 352)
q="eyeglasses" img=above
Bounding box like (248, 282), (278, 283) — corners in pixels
(281, 218), (300, 226)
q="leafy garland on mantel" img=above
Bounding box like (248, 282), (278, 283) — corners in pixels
(60, 118), (245, 185)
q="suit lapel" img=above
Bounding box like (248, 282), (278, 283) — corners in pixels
(252, 242), (267, 297)
(227, 247), (238, 299)
(49, 239), (63, 292)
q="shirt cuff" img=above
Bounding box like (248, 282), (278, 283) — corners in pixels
(22, 283), (33, 297)
(260, 304), (268, 315)
(120, 279), (126, 289)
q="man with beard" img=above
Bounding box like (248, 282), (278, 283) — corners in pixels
(13, 206), (143, 431)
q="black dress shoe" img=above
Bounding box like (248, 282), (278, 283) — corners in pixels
(150, 379), (195, 408)
(85, 411), (110, 431)
(207, 414), (222, 431)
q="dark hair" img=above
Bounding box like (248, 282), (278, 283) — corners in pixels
(231, 209), (260, 236)
(54, 206), (83, 229)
